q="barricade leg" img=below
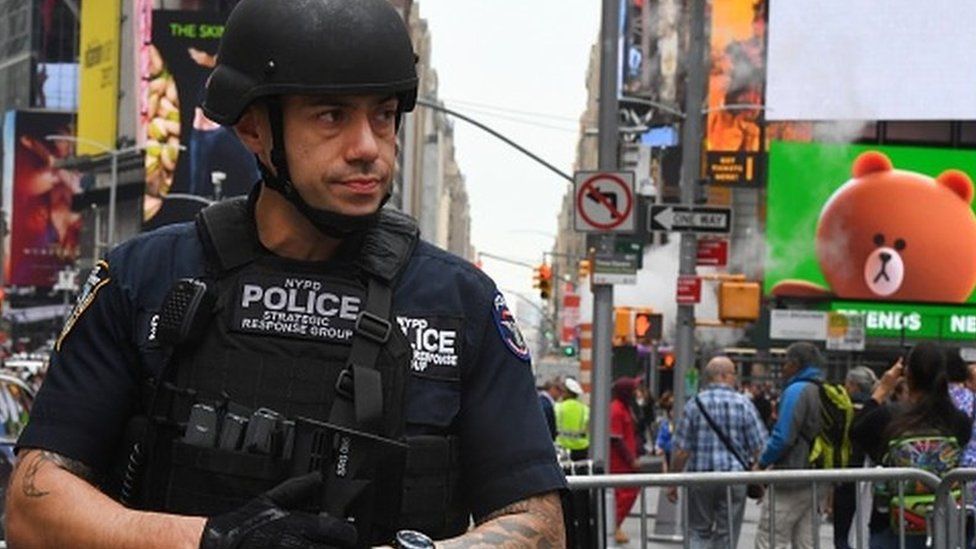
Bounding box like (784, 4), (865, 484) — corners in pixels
(682, 485), (690, 549)
(897, 481), (905, 549)
(812, 483), (820, 549)
(855, 480), (865, 549)
(727, 486), (734, 549)
(639, 487), (647, 549)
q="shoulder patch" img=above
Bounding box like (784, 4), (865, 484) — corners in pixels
(396, 315), (463, 379)
(56, 260), (111, 351)
(491, 291), (531, 362)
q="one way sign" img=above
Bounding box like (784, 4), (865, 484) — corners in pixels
(649, 205), (732, 234)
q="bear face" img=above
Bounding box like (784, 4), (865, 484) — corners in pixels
(815, 151), (976, 303)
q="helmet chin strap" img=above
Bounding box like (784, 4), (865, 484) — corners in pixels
(258, 97), (387, 239)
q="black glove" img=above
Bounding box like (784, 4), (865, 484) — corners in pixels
(200, 471), (357, 549)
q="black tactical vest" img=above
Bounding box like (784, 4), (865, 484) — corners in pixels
(123, 198), (467, 545)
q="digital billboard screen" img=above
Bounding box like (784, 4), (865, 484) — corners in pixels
(142, 10), (258, 227)
(766, 141), (976, 304)
(766, 0), (976, 121)
(1, 110), (83, 288)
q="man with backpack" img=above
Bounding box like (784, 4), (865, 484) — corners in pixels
(755, 342), (825, 549)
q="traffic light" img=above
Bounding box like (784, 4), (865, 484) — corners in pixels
(634, 311), (663, 344)
(562, 345), (576, 357)
(718, 281), (761, 321)
(578, 259), (591, 279)
(538, 264), (552, 299)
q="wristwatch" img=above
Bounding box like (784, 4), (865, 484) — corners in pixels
(395, 529), (435, 549)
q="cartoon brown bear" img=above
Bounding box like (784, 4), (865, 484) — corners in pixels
(771, 151), (976, 303)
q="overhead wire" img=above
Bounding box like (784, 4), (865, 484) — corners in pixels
(439, 96), (580, 123)
(438, 101), (579, 133)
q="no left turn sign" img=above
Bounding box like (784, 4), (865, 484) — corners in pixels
(574, 171), (636, 233)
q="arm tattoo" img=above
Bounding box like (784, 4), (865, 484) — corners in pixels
(440, 492), (565, 549)
(21, 450), (95, 499)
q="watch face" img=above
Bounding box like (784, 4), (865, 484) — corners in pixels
(396, 529), (434, 549)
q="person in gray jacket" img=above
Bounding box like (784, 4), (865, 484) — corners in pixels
(755, 342), (824, 549)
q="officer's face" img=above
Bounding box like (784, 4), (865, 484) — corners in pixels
(249, 94), (399, 217)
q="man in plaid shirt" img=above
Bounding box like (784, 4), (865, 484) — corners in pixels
(667, 356), (768, 548)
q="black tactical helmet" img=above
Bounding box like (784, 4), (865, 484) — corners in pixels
(201, 0), (419, 239)
(203, 0), (418, 125)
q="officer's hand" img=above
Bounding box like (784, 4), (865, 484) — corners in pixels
(200, 472), (357, 549)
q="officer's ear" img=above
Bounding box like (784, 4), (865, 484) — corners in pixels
(234, 103), (270, 156)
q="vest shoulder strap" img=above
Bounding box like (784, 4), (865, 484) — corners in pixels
(195, 197), (262, 274)
(357, 207), (420, 284)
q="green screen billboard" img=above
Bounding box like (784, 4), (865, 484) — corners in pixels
(765, 141), (976, 304)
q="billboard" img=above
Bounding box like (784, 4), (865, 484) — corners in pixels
(766, 0), (976, 121)
(76, 0), (121, 155)
(1, 111), (83, 287)
(765, 141), (976, 304)
(142, 11), (258, 227)
(620, 0), (684, 110)
(704, 0), (765, 185)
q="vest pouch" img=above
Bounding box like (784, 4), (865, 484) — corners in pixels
(164, 440), (291, 516)
(399, 435), (466, 539)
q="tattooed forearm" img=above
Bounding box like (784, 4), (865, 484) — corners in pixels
(440, 492), (565, 549)
(20, 450), (94, 498)
(21, 452), (50, 498)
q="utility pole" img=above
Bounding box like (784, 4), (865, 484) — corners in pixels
(673, 0), (708, 419)
(593, 0), (620, 544)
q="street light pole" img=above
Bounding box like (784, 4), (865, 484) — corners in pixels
(594, 0), (620, 544)
(45, 135), (122, 251)
(673, 0), (708, 420)
(45, 135), (184, 252)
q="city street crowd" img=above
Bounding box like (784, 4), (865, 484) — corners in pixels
(543, 341), (976, 548)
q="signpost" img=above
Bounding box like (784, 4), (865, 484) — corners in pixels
(826, 312), (867, 351)
(574, 171), (636, 233)
(593, 253), (639, 286)
(649, 204), (732, 234)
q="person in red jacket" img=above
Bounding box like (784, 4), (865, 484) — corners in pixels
(610, 377), (640, 544)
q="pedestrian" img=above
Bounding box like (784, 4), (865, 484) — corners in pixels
(655, 391), (675, 469)
(852, 343), (971, 548)
(754, 341), (825, 549)
(539, 378), (563, 441)
(5, 1), (567, 547)
(633, 380), (655, 455)
(833, 365), (878, 549)
(555, 377), (590, 461)
(668, 356), (768, 549)
(947, 349), (976, 468)
(743, 379), (774, 428)
(610, 377), (640, 545)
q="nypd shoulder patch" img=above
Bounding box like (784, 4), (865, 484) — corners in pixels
(56, 260), (111, 351)
(491, 291), (530, 363)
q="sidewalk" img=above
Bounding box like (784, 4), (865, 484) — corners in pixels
(610, 485), (836, 548)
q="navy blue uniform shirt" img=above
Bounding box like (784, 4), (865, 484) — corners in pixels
(19, 208), (565, 520)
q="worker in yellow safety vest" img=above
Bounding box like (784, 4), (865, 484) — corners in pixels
(555, 378), (590, 461)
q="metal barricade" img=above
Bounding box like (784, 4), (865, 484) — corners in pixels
(567, 467), (942, 549)
(933, 468), (976, 549)
(562, 459), (605, 549)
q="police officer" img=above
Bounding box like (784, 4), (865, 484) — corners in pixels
(7, 1), (566, 547)
(555, 378), (590, 461)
